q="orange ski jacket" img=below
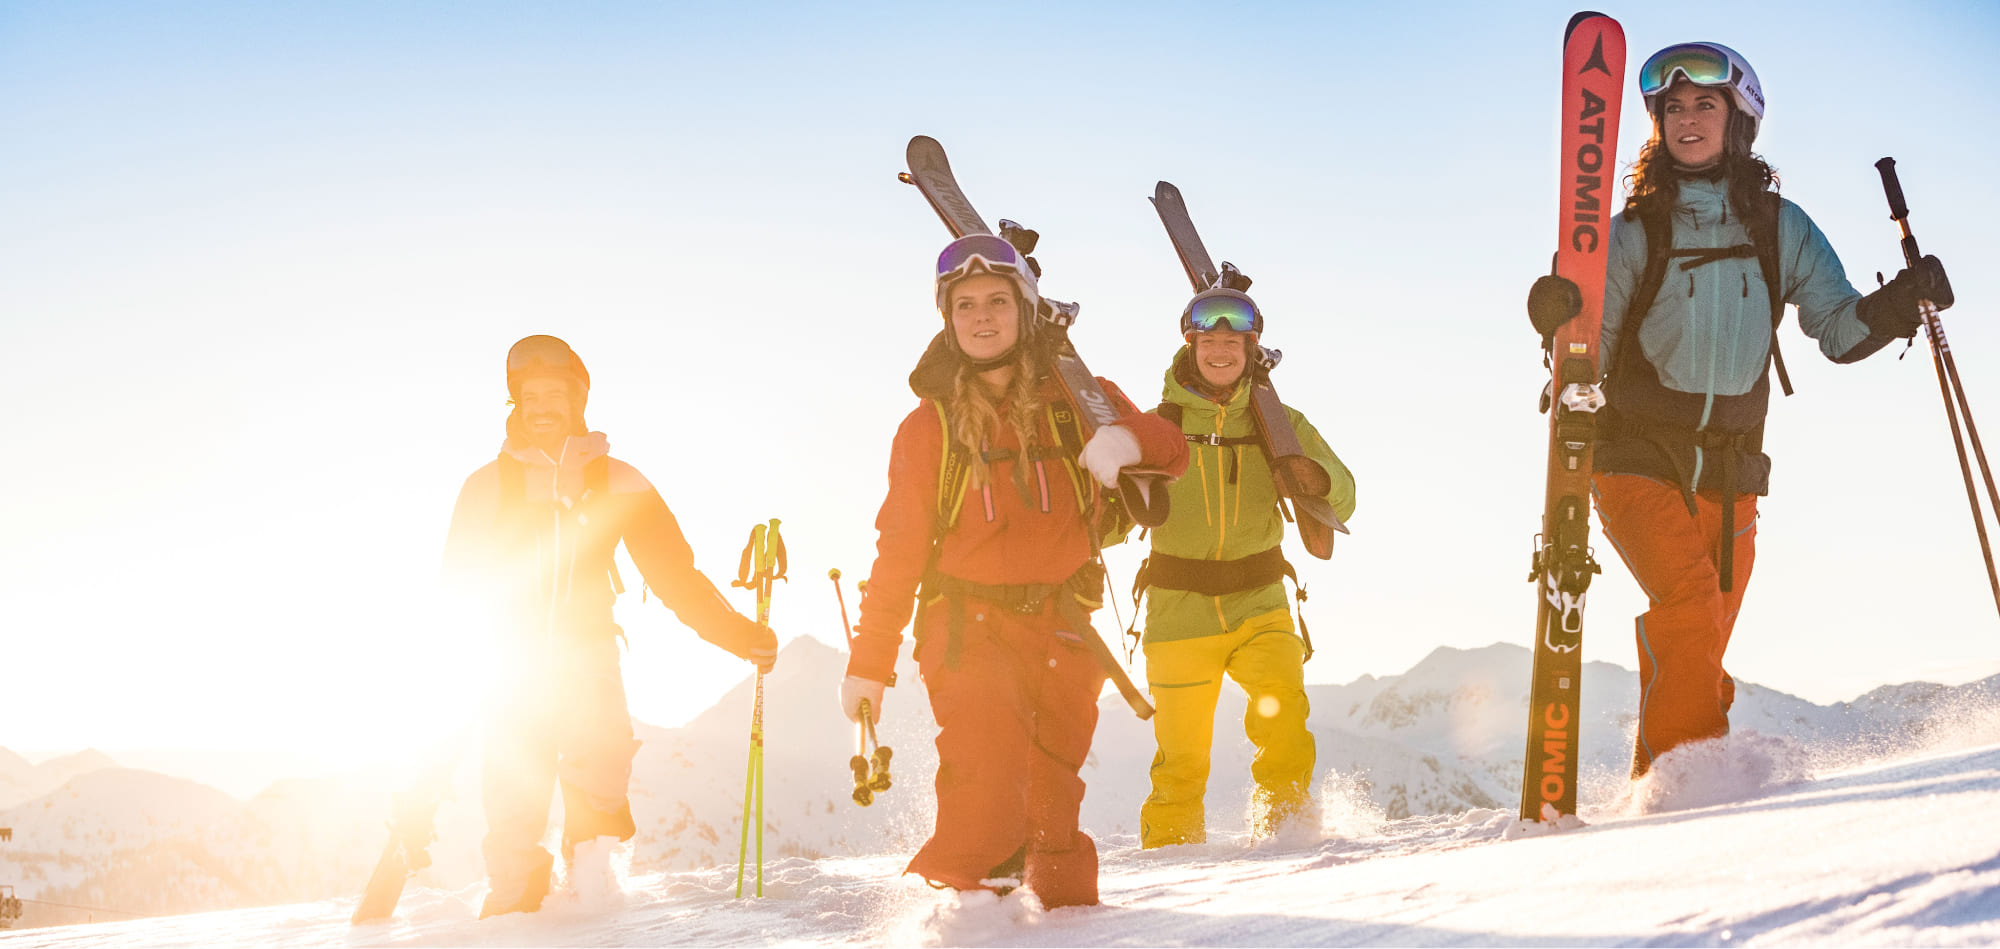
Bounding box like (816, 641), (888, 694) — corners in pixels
(846, 377), (1187, 685)
(443, 433), (763, 652)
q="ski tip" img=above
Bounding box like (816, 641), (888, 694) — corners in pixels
(1155, 180), (1180, 200)
(1564, 11), (1607, 43)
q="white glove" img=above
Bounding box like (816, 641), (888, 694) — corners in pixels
(1077, 424), (1142, 489)
(840, 675), (885, 725)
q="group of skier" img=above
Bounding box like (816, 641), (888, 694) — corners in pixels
(435, 35), (1954, 917)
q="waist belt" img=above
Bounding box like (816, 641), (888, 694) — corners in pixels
(1137, 548), (1288, 596)
(921, 564), (1104, 669)
(1127, 546), (1315, 661)
(1604, 413), (1759, 593)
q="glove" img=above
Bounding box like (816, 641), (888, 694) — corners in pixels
(1527, 274), (1583, 345)
(840, 675), (884, 725)
(1077, 424), (1142, 489)
(1859, 255), (1953, 339)
(701, 620), (777, 674)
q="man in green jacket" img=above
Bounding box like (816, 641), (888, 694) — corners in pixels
(1138, 288), (1357, 848)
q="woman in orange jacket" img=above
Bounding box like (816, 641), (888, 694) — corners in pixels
(838, 235), (1187, 907)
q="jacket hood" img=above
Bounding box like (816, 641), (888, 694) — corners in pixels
(1671, 177), (1733, 223)
(909, 330), (959, 402)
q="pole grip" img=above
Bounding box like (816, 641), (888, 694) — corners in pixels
(1876, 157), (1910, 221)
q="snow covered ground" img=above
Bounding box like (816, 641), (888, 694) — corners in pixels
(5, 638), (1998, 944)
(7, 735), (1999, 947)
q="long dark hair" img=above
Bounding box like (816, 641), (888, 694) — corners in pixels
(1623, 89), (1778, 231)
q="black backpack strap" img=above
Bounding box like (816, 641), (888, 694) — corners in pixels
(1619, 193), (1793, 396)
(1617, 199), (1677, 379)
(1155, 401), (1183, 428)
(1752, 191), (1793, 396)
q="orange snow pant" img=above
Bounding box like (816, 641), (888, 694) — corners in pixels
(1592, 473), (1757, 778)
(481, 631), (643, 910)
(908, 591), (1108, 909)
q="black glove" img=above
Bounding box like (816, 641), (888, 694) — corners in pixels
(1527, 274), (1583, 346)
(1859, 255), (1954, 340)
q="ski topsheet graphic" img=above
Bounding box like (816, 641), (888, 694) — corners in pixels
(1150, 180), (1347, 559)
(1519, 11), (1624, 822)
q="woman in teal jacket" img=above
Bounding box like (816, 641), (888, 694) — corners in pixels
(1527, 42), (1953, 777)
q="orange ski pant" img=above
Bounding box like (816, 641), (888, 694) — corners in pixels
(1592, 473), (1758, 777)
(908, 594), (1107, 909)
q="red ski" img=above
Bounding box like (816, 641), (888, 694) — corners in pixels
(1519, 11), (1624, 823)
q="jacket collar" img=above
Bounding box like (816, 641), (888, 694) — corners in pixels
(1162, 345), (1250, 416)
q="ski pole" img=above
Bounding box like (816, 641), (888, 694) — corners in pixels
(830, 567), (853, 647)
(732, 519), (785, 898)
(1876, 158), (2000, 619)
(832, 568), (894, 806)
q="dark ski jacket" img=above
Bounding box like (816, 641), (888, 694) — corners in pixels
(1599, 178), (1884, 495)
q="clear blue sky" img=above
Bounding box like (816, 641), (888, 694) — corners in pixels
(3, 1), (1996, 762)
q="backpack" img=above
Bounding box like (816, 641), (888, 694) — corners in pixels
(930, 399), (1095, 533)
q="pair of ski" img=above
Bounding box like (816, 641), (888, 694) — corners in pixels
(1519, 11), (1624, 824)
(1150, 181), (1348, 558)
(899, 137), (1349, 717)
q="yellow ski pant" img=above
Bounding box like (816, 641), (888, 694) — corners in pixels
(1139, 609), (1313, 848)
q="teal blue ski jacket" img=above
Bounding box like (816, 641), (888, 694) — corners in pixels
(1596, 177), (1889, 495)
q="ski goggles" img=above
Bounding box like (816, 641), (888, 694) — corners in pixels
(1638, 44), (1737, 98)
(936, 234), (1028, 280)
(506, 335), (589, 388)
(1184, 293), (1262, 334)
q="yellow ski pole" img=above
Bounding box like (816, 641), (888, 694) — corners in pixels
(732, 519), (785, 898)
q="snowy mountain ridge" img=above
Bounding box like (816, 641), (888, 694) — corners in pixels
(2, 639), (1995, 934)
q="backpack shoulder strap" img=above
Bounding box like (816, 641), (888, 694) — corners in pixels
(1618, 199), (1677, 372)
(1752, 191), (1794, 396)
(1046, 401), (1091, 509)
(932, 401), (970, 534)
(494, 453), (524, 526)
(1155, 401), (1184, 428)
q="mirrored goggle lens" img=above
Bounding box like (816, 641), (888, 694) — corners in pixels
(1188, 296), (1259, 333)
(1639, 45), (1733, 95)
(507, 335), (577, 373)
(937, 235), (1023, 277)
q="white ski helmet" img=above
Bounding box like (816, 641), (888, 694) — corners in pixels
(934, 233), (1040, 319)
(1638, 42), (1765, 136)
